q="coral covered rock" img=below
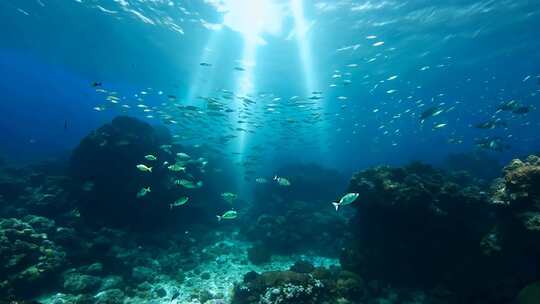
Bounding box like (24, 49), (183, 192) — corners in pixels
(69, 116), (232, 230)
(232, 265), (366, 304)
(0, 216), (66, 300)
(340, 162), (494, 294)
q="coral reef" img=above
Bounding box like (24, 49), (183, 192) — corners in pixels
(340, 162), (496, 297)
(231, 261), (450, 304)
(0, 216), (66, 300)
(69, 116), (231, 229)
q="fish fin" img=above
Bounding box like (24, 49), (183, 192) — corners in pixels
(216, 215), (222, 222)
(273, 175), (278, 181)
(332, 202), (340, 211)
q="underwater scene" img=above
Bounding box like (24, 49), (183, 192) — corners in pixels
(1, 0), (540, 303)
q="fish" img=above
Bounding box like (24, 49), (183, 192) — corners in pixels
(475, 137), (509, 152)
(332, 193), (359, 211)
(167, 163), (186, 172)
(433, 123), (447, 129)
(136, 187), (151, 198)
(512, 105), (532, 114)
(372, 41), (384, 47)
(144, 155), (157, 161)
(475, 119), (507, 129)
(234, 67), (246, 71)
(497, 100), (519, 112)
(92, 81), (102, 87)
(255, 177), (268, 184)
(176, 152), (190, 160)
(273, 175), (291, 186)
(175, 179), (203, 189)
(420, 106), (443, 123)
(200, 62), (212, 67)
(217, 210), (237, 221)
(221, 192), (238, 204)
(136, 164), (152, 172)
(170, 196), (189, 209)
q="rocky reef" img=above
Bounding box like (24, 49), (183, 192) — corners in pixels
(69, 116), (232, 230)
(231, 260), (453, 304)
(0, 216), (66, 300)
(3, 115), (540, 303)
(339, 158), (540, 303)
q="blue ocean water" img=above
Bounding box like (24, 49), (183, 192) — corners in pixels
(1, 1), (540, 303)
(2, 0), (538, 169)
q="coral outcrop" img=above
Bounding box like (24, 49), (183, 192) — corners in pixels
(340, 162), (495, 297)
(0, 216), (66, 299)
(69, 116), (231, 229)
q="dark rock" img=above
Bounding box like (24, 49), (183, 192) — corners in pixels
(131, 266), (155, 283)
(340, 162), (495, 295)
(100, 275), (124, 291)
(94, 288), (125, 304)
(0, 216), (66, 299)
(290, 260), (315, 274)
(201, 272), (211, 280)
(63, 272), (101, 293)
(69, 116), (173, 229)
(247, 244), (271, 265)
(155, 287), (167, 297)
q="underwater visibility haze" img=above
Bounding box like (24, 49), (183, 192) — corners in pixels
(1, 0), (540, 303)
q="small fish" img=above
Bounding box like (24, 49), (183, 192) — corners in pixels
(221, 192), (238, 204)
(176, 152), (190, 160)
(175, 179), (203, 189)
(255, 177), (268, 184)
(332, 193), (359, 211)
(420, 106), (444, 123)
(372, 41), (384, 47)
(200, 62), (212, 67)
(234, 67), (246, 71)
(433, 123), (447, 129)
(92, 81), (102, 87)
(170, 196), (189, 209)
(217, 210), (237, 221)
(136, 164), (152, 172)
(144, 155), (157, 161)
(475, 119), (507, 129)
(512, 105), (532, 114)
(136, 187), (151, 198)
(273, 175), (291, 186)
(168, 164), (186, 172)
(497, 100), (519, 112)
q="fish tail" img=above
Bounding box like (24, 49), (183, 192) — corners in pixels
(148, 167), (152, 172)
(273, 175), (278, 181)
(332, 202), (340, 211)
(216, 215), (222, 222)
